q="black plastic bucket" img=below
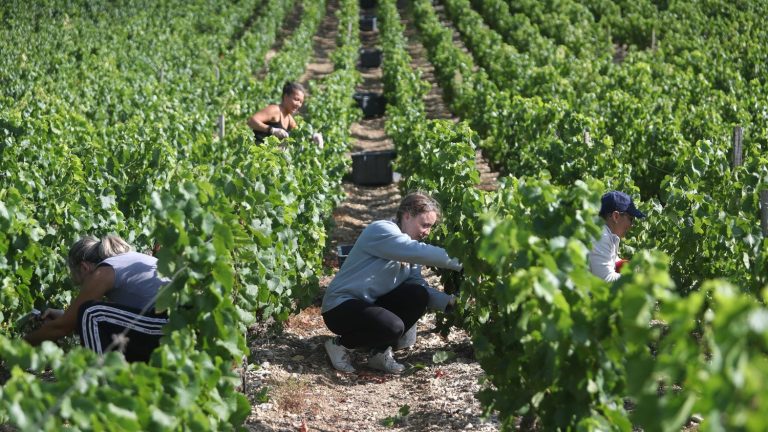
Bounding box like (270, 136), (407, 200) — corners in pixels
(350, 150), (397, 186)
(360, 15), (377, 32)
(359, 48), (383, 68)
(337, 244), (354, 267)
(353, 92), (386, 118)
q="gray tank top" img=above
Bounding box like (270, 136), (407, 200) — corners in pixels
(98, 252), (170, 310)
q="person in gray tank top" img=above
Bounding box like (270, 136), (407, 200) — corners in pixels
(25, 235), (170, 362)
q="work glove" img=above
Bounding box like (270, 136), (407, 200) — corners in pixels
(312, 132), (324, 149)
(270, 127), (289, 139)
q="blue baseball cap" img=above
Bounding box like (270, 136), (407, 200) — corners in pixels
(599, 191), (646, 218)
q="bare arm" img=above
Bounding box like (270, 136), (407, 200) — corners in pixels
(24, 266), (115, 346)
(247, 104), (280, 132)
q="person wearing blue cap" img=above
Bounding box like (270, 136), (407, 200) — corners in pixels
(588, 191), (646, 282)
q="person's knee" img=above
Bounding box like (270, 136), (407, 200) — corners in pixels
(414, 285), (429, 306)
(77, 300), (100, 324)
(380, 318), (405, 341)
(78, 300), (98, 313)
(77, 300), (101, 348)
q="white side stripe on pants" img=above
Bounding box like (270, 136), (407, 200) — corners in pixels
(80, 305), (167, 355)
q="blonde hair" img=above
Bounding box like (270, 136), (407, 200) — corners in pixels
(395, 191), (442, 225)
(67, 235), (132, 271)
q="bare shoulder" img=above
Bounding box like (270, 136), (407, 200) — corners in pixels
(250, 104), (281, 122)
(264, 103), (281, 118)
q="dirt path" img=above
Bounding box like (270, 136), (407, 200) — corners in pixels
(297, 0), (337, 84)
(244, 2), (500, 431)
(348, 27), (389, 153)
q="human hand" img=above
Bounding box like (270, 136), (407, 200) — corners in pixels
(15, 309), (42, 335)
(41, 308), (64, 321)
(448, 257), (462, 271)
(270, 127), (289, 139)
(445, 296), (457, 313)
(312, 132), (324, 149)
(615, 259), (629, 273)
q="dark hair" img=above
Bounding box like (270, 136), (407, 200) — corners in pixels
(282, 81), (305, 98)
(395, 191), (442, 225)
(67, 235), (132, 271)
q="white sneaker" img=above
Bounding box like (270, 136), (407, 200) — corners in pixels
(368, 347), (406, 374)
(325, 337), (356, 373)
(394, 323), (417, 351)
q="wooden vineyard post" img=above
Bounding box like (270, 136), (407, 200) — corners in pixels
(732, 126), (743, 168)
(218, 114), (225, 139)
(583, 130), (591, 146)
(240, 326), (248, 394)
(241, 355), (248, 393)
(215, 65), (220, 81)
(651, 28), (657, 51)
(760, 190), (768, 237)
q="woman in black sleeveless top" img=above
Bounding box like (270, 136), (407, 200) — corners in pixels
(248, 82), (305, 143)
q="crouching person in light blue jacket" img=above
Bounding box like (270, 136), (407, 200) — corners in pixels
(322, 191), (462, 374)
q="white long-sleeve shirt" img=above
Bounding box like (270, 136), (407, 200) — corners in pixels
(588, 225), (621, 282)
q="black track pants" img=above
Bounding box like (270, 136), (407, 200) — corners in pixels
(322, 282), (429, 350)
(77, 300), (168, 362)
